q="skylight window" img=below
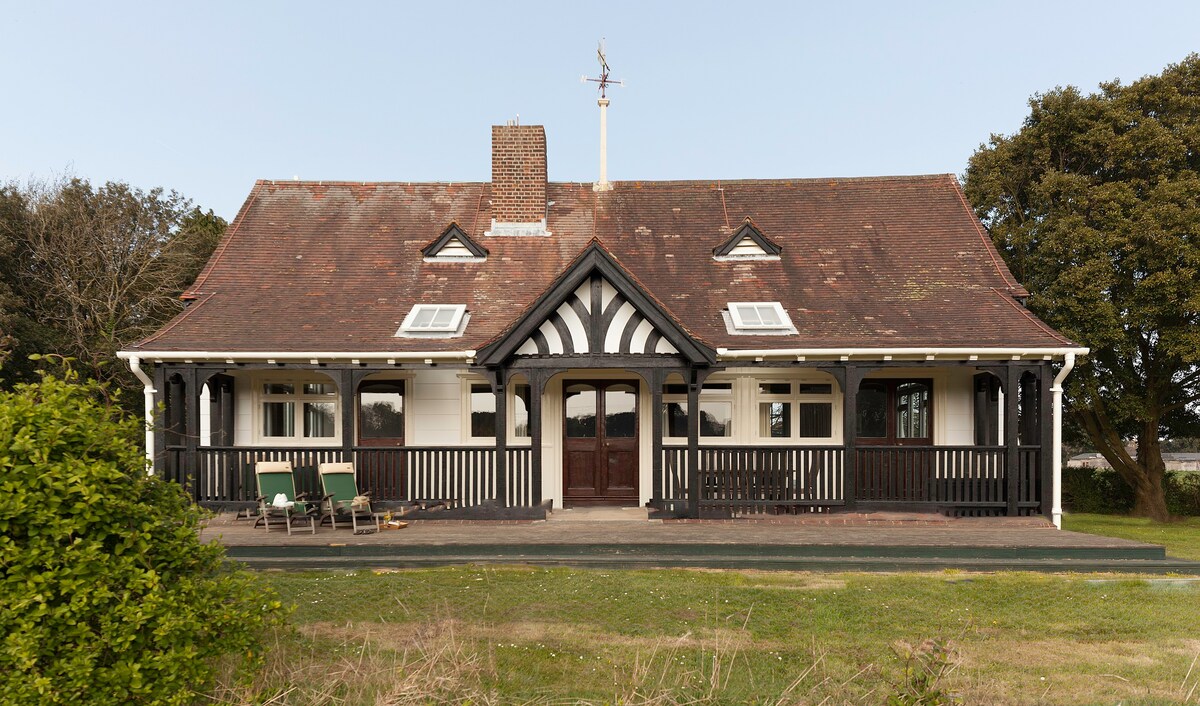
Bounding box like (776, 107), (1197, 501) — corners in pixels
(398, 304), (467, 334)
(727, 302), (792, 331)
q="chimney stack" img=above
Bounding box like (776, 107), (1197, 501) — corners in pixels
(488, 123), (549, 236)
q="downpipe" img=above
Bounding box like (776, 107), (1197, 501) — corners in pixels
(125, 355), (157, 475)
(1051, 352), (1077, 529)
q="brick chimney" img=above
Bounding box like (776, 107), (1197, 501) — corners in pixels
(488, 123), (549, 236)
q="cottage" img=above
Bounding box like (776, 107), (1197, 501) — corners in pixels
(119, 122), (1086, 526)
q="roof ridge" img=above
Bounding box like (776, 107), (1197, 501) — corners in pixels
(251, 174), (956, 189)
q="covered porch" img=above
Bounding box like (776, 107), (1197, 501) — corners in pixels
(145, 355), (1057, 522)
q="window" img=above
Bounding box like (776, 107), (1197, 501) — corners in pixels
(727, 302), (794, 333)
(662, 381), (733, 439)
(397, 304), (467, 334)
(756, 379), (834, 440)
(465, 380), (532, 441)
(259, 379), (337, 440)
(856, 379), (932, 443)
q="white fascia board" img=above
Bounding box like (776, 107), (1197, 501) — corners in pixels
(716, 346), (1090, 361)
(116, 350), (478, 363)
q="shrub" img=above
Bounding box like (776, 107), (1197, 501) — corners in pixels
(0, 365), (287, 705)
(1063, 466), (1200, 516)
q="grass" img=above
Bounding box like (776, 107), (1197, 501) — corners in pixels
(205, 567), (1200, 705)
(1064, 512), (1200, 560)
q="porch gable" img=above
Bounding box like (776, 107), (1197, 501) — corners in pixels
(477, 241), (716, 366)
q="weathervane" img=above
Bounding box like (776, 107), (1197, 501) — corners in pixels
(583, 39), (624, 98)
(582, 40), (623, 192)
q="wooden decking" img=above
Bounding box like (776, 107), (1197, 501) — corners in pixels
(204, 509), (1200, 574)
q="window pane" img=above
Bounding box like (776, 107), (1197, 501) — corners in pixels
(663, 383), (688, 396)
(411, 307), (436, 328)
(303, 402), (335, 437)
(263, 383), (294, 395)
(760, 401), (791, 438)
(605, 384), (636, 438)
(513, 384), (531, 438)
(699, 401), (732, 437)
(759, 382), (790, 395)
(663, 402), (688, 438)
(798, 383), (833, 395)
(755, 304), (782, 326)
(262, 402), (294, 437)
(359, 383), (404, 439)
(431, 306), (457, 328)
(565, 384), (597, 438)
(896, 382), (931, 439)
(701, 382), (732, 393)
(470, 383), (496, 438)
(303, 383), (335, 395)
(734, 304), (762, 326)
(856, 382), (887, 438)
(799, 403), (833, 438)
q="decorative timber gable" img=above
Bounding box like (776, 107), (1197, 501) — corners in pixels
(422, 222), (488, 261)
(712, 218), (781, 261)
(477, 242), (715, 366)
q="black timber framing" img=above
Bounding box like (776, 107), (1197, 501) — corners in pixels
(476, 241), (716, 367)
(712, 218), (782, 257)
(151, 356), (1060, 519)
(420, 222), (488, 258)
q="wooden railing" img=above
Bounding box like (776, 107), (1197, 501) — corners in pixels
(661, 445), (1042, 515)
(659, 445), (845, 514)
(856, 445), (1042, 512)
(166, 446), (534, 508)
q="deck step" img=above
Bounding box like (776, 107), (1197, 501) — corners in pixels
(224, 543), (1200, 574)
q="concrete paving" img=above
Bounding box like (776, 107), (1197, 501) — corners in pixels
(202, 509), (1158, 551)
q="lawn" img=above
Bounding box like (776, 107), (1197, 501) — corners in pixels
(1064, 512), (1200, 560)
(207, 568), (1200, 705)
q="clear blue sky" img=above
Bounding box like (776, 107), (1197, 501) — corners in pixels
(2, 1), (1197, 220)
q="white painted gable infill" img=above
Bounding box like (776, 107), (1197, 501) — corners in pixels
(514, 276), (680, 356)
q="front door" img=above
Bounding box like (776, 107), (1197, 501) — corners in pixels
(357, 380), (406, 498)
(563, 381), (639, 504)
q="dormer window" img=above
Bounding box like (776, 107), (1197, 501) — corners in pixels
(725, 302), (797, 335)
(396, 304), (468, 337)
(421, 223), (488, 262)
(713, 218), (782, 261)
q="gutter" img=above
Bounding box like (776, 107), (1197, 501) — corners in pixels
(716, 346), (1089, 361)
(1050, 352), (1078, 529)
(115, 350), (478, 364)
(123, 355), (156, 475)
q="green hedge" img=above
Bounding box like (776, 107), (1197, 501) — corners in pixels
(1063, 466), (1200, 516)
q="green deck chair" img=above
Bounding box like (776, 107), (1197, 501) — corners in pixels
(255, 461), (316, 535)
(318, 462), (380, 534)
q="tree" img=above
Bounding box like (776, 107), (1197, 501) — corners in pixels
(964, 55), (1200, 521)
(0, 178), (225, 405)
(0, 361), (287, 705)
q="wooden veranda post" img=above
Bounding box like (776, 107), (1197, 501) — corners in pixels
(1005, 364), (1020, 516)
(841, 364), (864, 510)
(490, 369), (508, 507)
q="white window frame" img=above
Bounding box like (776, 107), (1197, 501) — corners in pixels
(753, 376), (838, 443)
(398, 304), (467, 334)
(662, 379), (735, 444)
(253, 375), (341, 446)
(460, 376), (533, 445)
(728, 302), (792, 331)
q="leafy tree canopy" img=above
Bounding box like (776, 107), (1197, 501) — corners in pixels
(0, 178), (226, 403)
(965, 54), (1200, 520)
(0, 362), (286, 705)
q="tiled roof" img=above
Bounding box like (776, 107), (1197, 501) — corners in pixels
(132, 175), (1074, 353)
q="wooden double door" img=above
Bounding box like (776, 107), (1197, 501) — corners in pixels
(563, 380), (639, 504)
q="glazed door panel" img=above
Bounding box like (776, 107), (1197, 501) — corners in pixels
(563, 381), (640, 503)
